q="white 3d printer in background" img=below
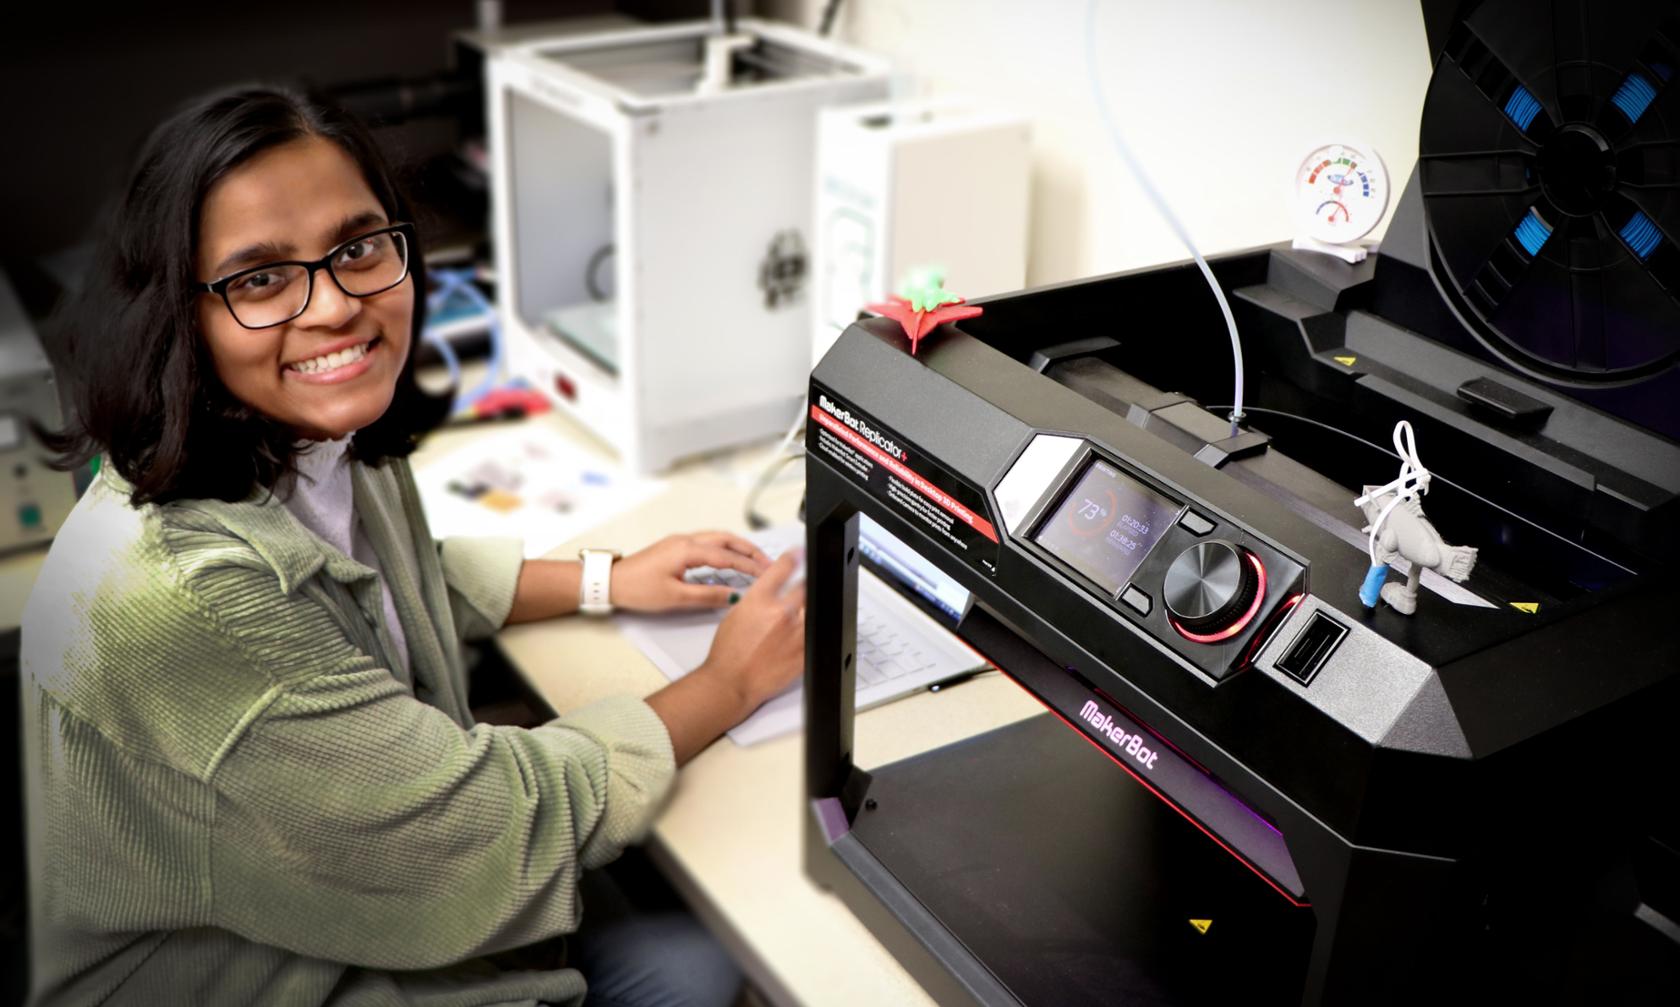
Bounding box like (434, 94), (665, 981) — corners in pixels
(484, 19), (889, 472)
(812, 96), (1031, 366)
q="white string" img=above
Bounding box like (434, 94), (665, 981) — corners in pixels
(1353, 420), (1430, 566)
(1084, 0), (1246, 435)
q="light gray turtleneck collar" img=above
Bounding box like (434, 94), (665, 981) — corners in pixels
(283, 436), (412, 685)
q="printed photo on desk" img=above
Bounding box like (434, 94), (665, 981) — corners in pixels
(415, 423), (665, 558)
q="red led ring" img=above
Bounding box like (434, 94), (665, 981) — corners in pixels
(1171, 552), (1267, 643)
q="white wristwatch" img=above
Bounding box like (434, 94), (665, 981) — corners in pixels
(578, 548), (621, 616)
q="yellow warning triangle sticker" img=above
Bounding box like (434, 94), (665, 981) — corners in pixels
(1188, 918), (1212, 935)
(1510, 601), (1539, 614)
(1333, 355), (1357, 366)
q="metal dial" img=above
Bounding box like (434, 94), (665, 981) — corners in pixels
(1164, 540), (1261, 639)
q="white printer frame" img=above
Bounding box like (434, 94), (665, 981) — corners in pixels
(486, 20), (889, 472)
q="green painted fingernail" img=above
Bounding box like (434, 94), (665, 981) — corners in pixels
(728, 592), (741, 605)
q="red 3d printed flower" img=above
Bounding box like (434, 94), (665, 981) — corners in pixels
(866, 294), (983, 356)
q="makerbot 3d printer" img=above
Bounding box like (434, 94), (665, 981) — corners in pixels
(803, 1), (1680, 1003)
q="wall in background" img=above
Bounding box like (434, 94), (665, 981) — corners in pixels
(763, 0), (1432, 288)
(1, 0), (717, 267)
(8, 2), (1434, 298)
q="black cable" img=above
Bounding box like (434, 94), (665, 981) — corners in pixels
(744, 448), (804, 531)
(1209, 404), (1633, 567)
(585, 244), (614, 303)
(819, 0), (844, 36)
(1213, 406), (1403, 464)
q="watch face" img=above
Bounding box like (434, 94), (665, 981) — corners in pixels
(1294, 142), (1389, 244)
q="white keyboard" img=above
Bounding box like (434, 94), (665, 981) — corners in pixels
(856, 607), (940, 687)
(682, 563), (945, 689)
(624, 526), (984, 745)
(683, 566), (756, 590)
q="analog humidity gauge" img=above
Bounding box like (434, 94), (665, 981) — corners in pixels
(1292, 142), (1389, 263)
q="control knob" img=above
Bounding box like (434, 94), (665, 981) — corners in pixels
(1163, 540), (1265, 641)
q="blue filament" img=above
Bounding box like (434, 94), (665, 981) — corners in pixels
(1619, 211), (1661, 260)
(1611, 73), (1657, 123)
(1503, 86), (1541, 130)
(1514, 207), (1553, 257)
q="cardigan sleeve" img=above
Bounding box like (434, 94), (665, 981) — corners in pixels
(437, 535), (526, 641)
(192, 561), (676, 971)
(376, 455), (524, 642)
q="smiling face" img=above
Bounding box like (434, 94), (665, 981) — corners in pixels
(195, 135), (412, 441)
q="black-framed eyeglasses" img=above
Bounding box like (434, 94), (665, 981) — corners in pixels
(199, 222), (415, 330)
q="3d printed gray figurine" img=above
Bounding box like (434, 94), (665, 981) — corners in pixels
(1355, 421), (1477, 614)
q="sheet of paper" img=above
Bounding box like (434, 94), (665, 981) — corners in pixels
(617, 524), (985, 746)
(415, 424), (665, 559)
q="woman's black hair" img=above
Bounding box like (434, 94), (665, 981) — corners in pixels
(42, 85), (451, 505)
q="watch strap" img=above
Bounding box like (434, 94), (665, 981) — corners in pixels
(579, 549), (617, 615)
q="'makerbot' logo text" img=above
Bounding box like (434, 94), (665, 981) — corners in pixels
(1079, 700), (1159, 771)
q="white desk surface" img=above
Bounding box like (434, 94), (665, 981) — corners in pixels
(416, 410), (1042, 1007)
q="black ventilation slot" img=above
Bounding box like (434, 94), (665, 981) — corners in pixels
(1276, 612), (1348, 686)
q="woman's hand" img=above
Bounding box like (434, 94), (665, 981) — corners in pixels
(695, 551), (806, 711)
(611, 531), (771, 614)
(645, 550), (805, 764)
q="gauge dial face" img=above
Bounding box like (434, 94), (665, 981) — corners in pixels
(1295, 143), (1389, 244)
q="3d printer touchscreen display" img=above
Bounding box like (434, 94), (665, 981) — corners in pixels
(1034, 459), (1181, 595)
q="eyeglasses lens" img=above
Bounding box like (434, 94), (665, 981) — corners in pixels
(226, 265), (311, 328)
(332, 231), (408, 297)
(225, 230), (409, 328)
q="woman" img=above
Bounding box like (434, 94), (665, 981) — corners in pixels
(21, 87), (805, 1006)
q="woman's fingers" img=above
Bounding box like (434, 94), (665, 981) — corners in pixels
(688, 531), (771, 570)
(780, 581), (807, 617)
(676, 583), (738, 609)
(747, 551), (801, 600)
(685, 543), (769, 578)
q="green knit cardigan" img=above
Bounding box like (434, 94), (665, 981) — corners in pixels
(21, 457), (676, 1006)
